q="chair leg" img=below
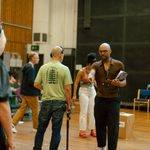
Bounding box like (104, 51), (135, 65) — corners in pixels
(147, 101), (149, 113)
(133, 100), (136, 112)
(138, 102), (140, 111)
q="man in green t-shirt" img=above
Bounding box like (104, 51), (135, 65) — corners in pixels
(33, 46), (73, 150)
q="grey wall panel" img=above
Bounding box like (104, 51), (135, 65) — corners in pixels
(126, 16), (150, 42)
(127, 0), (150, 14)
(78, 18), (123, 44)
(124, 73), (150, 101)
(78, 0), (84, 18)
(77, 0), (150, 102)
(91, 0), (124, 16)
(125, 44), (150, 71)
(109, 45), (123, 61)
(76, 44), (123, 65)
(76, 45), (99, 65)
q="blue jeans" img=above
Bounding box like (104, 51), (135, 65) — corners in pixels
(0, 123), (6, 150)
(33, 100), (66, 150)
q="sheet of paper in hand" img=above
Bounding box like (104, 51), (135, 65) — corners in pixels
(115, 70), (128, 81)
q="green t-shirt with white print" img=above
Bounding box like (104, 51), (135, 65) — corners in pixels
(35, 61), (73, 101)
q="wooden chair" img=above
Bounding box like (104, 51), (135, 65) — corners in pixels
(133, 89), (150, 113)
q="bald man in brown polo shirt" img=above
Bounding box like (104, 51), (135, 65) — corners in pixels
(92, 43), (127, 150)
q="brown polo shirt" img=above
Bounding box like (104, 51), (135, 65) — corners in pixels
(92, 58), (125, 98)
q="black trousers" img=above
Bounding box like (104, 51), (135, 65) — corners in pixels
(94, 97), (120, 150)
(0, 123), (6, 150)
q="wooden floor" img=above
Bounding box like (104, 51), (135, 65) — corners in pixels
(13, 103), (150, 150)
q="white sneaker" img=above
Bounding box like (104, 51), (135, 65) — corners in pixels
(100, 146), (106, 150)
(32, 128), (37, 132)
(12, 124), (17, 133)
(18, 121), (24, 124)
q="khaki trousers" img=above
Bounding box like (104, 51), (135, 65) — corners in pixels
(12, 96), (39, 129)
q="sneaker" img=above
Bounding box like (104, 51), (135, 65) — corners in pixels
(100, 146), (106, 150)
(90, 129), (96, 137)
(79, 131), (87, 138)
(18, 121), (24, 124)
(12, 124), (17, 133)
(32, 128), (37, 132)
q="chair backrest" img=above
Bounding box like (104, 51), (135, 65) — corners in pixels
(147, 84), (150, 90)
(137, 89), (150, 99)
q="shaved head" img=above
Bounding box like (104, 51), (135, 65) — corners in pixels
(99, 43), (111, 51)
(99, 43), (112, 61)
(51, 46), (63, 57)
(51, 46), (64, 62)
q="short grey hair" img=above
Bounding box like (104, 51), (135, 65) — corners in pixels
(28, 52), (38, 60)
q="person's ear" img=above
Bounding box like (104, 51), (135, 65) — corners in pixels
(109, 49), (112, 54)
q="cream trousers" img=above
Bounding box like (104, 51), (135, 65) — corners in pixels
(79, 86), (96, 131)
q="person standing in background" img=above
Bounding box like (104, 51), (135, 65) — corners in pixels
(12, 52), (40, 133)
(92, 43), (127, 150)
(0, 26), (15, 150)
(72, 53), (97, 138)
(33, 46), (73, 150)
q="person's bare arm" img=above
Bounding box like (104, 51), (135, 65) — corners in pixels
(34, 82), (43, 91)
(89, 69), (97, 86)
(0, 101), (15, 150)
(72, 70), (82, 100)
(82, 68), (90, 83)
(65, 84), (72, 111)
(111, 79), (127, 87)
(119, 79), (127, 87)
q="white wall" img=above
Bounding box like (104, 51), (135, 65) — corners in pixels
(49, 0), (78, 48)
(32, 0), (51, 63)
(27, 44), (52, 64)
(32, 0), (78, 63)
(64, 0), (78, 48)
(33, 0), (78, 48)
(33, 0), (50, 35)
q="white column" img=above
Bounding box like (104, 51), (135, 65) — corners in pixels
(49, 0), (78, 48)
(33, 0), (50, 42)
(64, 0), (78, 48)
(32, 0), (78, 63)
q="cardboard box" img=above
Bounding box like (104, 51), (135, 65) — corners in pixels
(119, 112), (135, 139)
